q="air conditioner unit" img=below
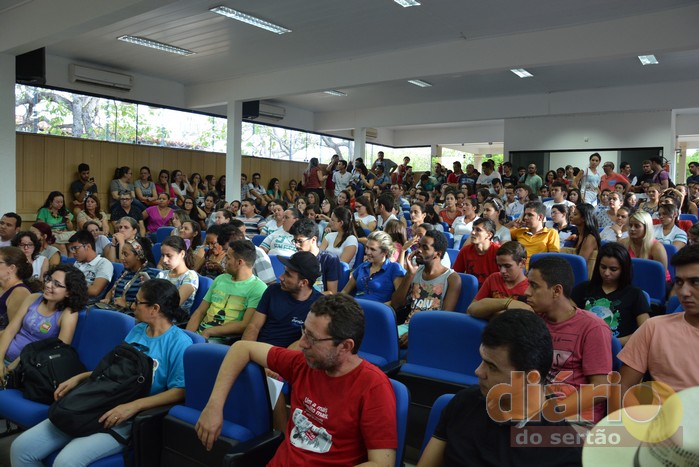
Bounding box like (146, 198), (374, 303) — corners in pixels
(69, 64), (133, 91)
(352, 128), (378, 139)
(258, 102), (286, 121)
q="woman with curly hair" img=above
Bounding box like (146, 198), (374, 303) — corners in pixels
(0, 263), (87, 378)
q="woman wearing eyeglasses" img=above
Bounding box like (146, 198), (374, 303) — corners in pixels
(0, 263), (87, 380)
(11, 231), (48, 280)
(0, 247), (33, 331)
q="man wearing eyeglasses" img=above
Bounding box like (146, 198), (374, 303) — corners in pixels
(110, 190), (145, 235)
(196, 294), (397, 466)
(0, 212), (21, 247)
(260, 208), (301, 257)
(289, 219), (340, 294)
(67, 231), (113, 303)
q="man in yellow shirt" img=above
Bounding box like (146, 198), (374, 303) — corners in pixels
(509, 201), (560, 268)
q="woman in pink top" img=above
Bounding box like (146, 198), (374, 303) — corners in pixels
(143, 193), (175, 233)
(620, 210), (670, 282)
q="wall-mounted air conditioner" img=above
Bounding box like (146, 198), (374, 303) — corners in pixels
(69, 64), (133, 91)
(352, 128), (378, 139)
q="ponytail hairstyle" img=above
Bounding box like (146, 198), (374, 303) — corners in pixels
(32, 222), (56, 245)
(139, 278), (189, 324)
(161, 236), (195, 270)
(332, 206), (356, 246)
(113, 166), (131, 181)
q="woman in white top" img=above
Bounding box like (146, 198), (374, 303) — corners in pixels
(480, 198), (511, 244)
(261, 202), (285, 236)
(573, 152), (602, 206)
(321, 207), (359, 267)
(170, 170), (191, 207)
(354, 196), (377, 232)
(654, 203), (687, 250)
(600, 206), (630, 243)
(451, 197), (479, 246)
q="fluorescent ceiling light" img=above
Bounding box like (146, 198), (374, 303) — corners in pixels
(210, 6), (291, 34)
(638, 55), (658, 65)
(394, 0), (421, 7)
(117, 35), (194, 55)
(511, 68), (533, 78)
(324, 90), (347, 97)
(408, 79), (432, 87)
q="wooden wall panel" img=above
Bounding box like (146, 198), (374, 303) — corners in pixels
(16, 134), (310, 221)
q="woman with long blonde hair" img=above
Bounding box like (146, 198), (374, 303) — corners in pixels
(620, 210), (669, 282)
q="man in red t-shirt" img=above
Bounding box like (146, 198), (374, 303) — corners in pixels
(527, 256), (612, 423)
(452, 218), (500, 287)
(599, 161), (630, 192)
(196, 294), (397, 466)
(447, 161), (464, 187)
(468, 241), (531, 319)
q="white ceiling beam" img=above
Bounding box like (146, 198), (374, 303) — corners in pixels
(0, 0), (176, 55)
(186, 3), (699, 107)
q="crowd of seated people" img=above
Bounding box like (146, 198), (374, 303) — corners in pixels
(4, 153), (699, 465)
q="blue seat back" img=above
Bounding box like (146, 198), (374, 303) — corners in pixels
(151, 242), (162, 266)
(661, 243), (678, 281)
(200, 230), (207, 243)
(407, 311), (486, 375)
(390, 379), (409, 467)
(679, 213), (698, 223)
(446, 248), (459, 266)
(631, 258), (666, 305)
(183, 329), (206, 344)
(269, 255), (285, 280)
(95, 262), (124, 301)
(183, 344), (271, 437)
(191, 274), (213, 314)
(251, 234), (266, 247)
(442, 232), (454, 249)
(421, 393), (455, 453)
(458, 234), (470, 249)
(666, 294), (683, 313)
(440, 222), (449, 232)
(76, 308), (135, 370)
(455, 273), (478, 313)
(531, 252), (588, 286)
(156, 226), (176, 243)
(354, 242), (365, 267)
(611, 335), (623, 372)
(338, 261), (351, 291)
(356, 299), (399, 371)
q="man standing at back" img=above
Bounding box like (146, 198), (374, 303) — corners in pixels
(332, 160), (352, 197)
(650, 156), (670, 190)
(476, 160), (501, 189)
(196, 294), (397, 466)
(519, 163), (542, 195)
(599, 161), (629, 191)
(70, 163), (98, 216)
(0, 213), (21, 247)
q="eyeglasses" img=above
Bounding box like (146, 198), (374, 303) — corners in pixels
(68, 244), (87, 253)
(43, 275), (66, 289)
(18, 243), (34, 249)
(301, 325), (336, 346)
(293, 237), (311, 245)
(133, 299), (152, 307)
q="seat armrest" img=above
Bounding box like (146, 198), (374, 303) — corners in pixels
(132, 404), (176, 466)
(223, 430), (284, 466)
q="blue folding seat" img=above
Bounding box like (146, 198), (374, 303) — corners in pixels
(531, 252), (588, 286)
(631, 258), (666, 307)
(160, 344), (281, 466)
(356, 299), (400, 374)
(156, 226), (176, 243)
(455, 273), (479, 313)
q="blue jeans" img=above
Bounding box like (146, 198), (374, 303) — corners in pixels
(11, 419), (124, 467)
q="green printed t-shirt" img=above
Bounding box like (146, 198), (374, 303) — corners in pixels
(199, 273), (267, 334)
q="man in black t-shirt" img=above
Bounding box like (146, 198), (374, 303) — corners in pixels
(419, 310), (582, 467)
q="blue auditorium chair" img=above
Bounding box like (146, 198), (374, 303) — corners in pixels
(531, 252), (588, 286)
(631, 258), (666, 307)
(251, 234), (266, 247)
(190, 274), (213, 313)
(156, 226), (176, 243)
(420, 393), (455, 454)
(455, 273), (478, 313)
(356, 299), (400, 374)
(391, 379), (410, 467)
(442, 231), (454, 249)
(161, 344), (281, 466)
(0, 309), (135, 431)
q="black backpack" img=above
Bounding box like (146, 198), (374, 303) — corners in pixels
(12, 338), (86, 404)
(48, 342), (153, 438)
